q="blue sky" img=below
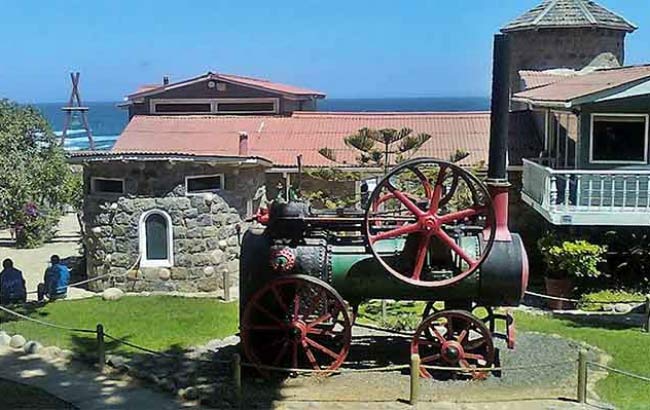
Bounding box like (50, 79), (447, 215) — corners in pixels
(1, 0), (648, 102)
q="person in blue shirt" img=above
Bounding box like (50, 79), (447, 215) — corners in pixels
(0, 258), (27, 305)
(37, 255), (70, 302)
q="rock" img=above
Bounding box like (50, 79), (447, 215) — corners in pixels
(203, 266), (215, 277)
(9, 334), (26, 349)
(91, 226), (102, 234)
(103, 287), (125, 301)
(107, 354), (128, 369)
(210, 249), (225, 265)
(218, 240), (228, 250)
(158, 268), (171, 281)
(614, 303), (632, 313)
(601, 304), (615, 312)
(40, 346), (63, 359)
(0, 332), (11, 346)
(23, 341), (43, 354)
(179, 386), (199, 400)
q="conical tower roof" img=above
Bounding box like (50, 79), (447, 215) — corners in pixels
(501, 0), (637, 33)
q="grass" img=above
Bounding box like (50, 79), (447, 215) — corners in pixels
(515, 311), (650, 410)
(0, 296), (238, 355)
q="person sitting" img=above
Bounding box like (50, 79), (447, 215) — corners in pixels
(37, 255), (70, 302)
(0, 258), (27, 305)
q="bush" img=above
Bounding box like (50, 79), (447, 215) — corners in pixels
(0, 99), (81, 248)
(578, 290), (646, 312)
(539, 235), (607, 280)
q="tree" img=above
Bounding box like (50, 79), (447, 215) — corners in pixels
(0, 99), (81, 248)
(320, 127), (432, 174)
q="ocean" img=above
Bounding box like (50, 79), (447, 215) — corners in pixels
(34, 97), (490, 151)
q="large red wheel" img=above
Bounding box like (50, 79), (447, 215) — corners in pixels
(411, 310), (495, 379)
(241, 275), (352, 374)
(364, 158), (495, 288)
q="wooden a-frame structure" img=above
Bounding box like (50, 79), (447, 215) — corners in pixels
(61, 72), (95, 150)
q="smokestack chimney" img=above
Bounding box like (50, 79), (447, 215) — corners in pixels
(487, 34), (511, 183)
(239, 132), (249, 156)
(163, 75), (170, 85)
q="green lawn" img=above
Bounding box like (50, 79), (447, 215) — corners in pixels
(515, 311), (650, 410)
(0, 296), (238, 355)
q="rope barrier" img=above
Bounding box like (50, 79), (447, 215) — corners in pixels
(0, 304), (96, 334)
(588, 362), (650, 383)
(525, 291), (645, 305)
(103, 332), (229, 365)
(240, 361), (410, 374)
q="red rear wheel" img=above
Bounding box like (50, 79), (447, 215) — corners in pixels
(241, 275), (352, 374)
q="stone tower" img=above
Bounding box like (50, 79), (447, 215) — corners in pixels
(501, 0), (637, 94)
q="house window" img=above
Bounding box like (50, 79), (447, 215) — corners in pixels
(139, 210), (173, 267)
(91, 178), (124, 194)
(186, 174), (225, 194)
(217, 102), (276, 113)
(590, 114), (649, 164)
(154, 103), (211, 113)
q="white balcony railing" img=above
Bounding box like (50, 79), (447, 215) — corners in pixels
(521, 158), (650, 226)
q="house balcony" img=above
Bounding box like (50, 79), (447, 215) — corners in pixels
(521, 158), (650, 226)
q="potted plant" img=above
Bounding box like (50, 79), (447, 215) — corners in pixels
(539, 235), (606, 310)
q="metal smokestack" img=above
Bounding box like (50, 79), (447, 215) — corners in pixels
(487, 34), (511, 182)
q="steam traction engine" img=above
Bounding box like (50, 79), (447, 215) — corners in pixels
(239, 36), (529, 377)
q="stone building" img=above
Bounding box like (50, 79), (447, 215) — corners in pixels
(501, 0), (637, 95)
(70, 151), (270, 292)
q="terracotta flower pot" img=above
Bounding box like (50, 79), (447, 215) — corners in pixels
(544, 277), (573, 310)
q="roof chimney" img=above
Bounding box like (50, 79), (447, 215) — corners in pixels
(163, 75), (170, 85)
(239, 132), (249, 156)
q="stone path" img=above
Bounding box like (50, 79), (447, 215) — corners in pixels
(0, 345), (204, 410)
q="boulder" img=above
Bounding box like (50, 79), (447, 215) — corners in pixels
(158, 268), (171, 281)
(0, 332), (11, 346)
(103, 287), (125, 301)
(614, 303), (632, 313)
(9, 334), (26, 349)
(23, 341), (43, 355)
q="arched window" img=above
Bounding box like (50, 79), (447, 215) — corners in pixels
(139, 210), (173, 267)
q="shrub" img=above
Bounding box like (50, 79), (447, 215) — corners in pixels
(539, 235), (607, 280)
(578, 290), (646, 312)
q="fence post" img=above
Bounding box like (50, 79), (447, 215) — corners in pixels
(232, 353), (242, 407)
(96, 324), (105, 372)
(643, 295), (650, 333)
(409, 353), (420, 406)
(223, 270), (231, 302)
(577, 349), (588, 404)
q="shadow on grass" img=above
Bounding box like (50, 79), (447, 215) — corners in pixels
(552, 311), (647, 332)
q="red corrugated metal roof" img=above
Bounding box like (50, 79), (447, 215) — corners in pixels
(112, 112), (491, 167)
(519, 70), (575, 89)
(514, 65), (650, 105)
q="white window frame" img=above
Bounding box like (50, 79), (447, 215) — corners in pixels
(185, 173), (225, 196)
(139, 209), (174, 268)
(90, 177), (125, 194)
(589, 113), (649, 165)
(150, 98), (279, 115)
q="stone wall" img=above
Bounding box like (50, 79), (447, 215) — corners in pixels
(508, 28), (626, 95)
(82, 160), (266, 292)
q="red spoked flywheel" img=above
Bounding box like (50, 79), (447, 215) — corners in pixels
(364, 158), (496, 288)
